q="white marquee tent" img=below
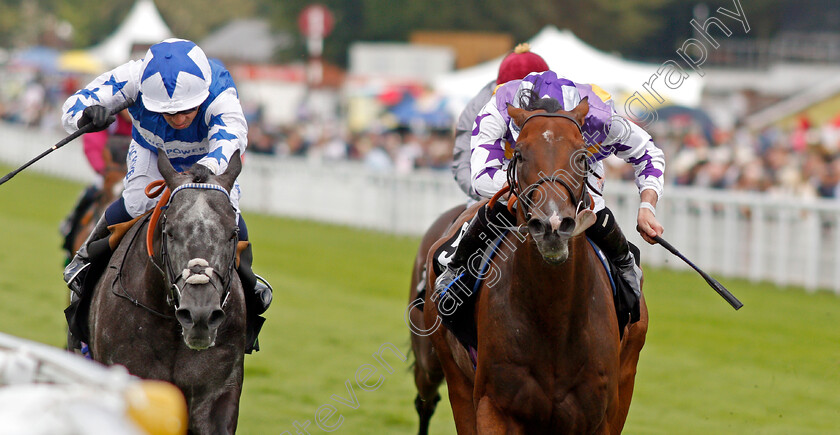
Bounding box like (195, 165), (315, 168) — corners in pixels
(434, 26), (704, 116)
(86, 0), (173, 68)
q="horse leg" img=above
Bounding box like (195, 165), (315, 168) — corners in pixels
(614, 293), (649, 431)
(409, 206), (469, 434)
(410, 309), (445, 435)
(441, 358), (477, 435)
(475, 395), (527, 434)
(412, 333), (444, 435)
(427, 305), (477, 435)
(188, 386), (241, 435)
(414, 392), (440, 435)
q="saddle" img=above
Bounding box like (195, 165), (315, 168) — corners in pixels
(65, 212), (152, 345)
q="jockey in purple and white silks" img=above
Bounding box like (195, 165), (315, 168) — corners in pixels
(436, 70), (665, 319)
(469, 70), (665, 211)
(61, 38), (272, 354)
(452, 44), (549, 204)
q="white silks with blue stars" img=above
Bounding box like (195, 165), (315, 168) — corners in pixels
(60, 38), (245, 218)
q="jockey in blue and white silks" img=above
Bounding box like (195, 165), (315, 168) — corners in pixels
(61, 39), (271, 354)
(469, 70), (665, 213)
(61, 38), (246, 219)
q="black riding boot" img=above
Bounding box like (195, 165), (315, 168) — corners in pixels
(433, 202), (509, 297)
(586, 208), (642, 324)
(237, 243), (273, 354)
(63, 215), (112, 351)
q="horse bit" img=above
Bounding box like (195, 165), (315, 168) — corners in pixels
(153, 183), (239, 311)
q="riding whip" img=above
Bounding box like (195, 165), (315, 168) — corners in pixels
(0, 98), (135, 186)
(653, 235), (743, 310)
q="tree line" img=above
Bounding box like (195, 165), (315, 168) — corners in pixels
(0, 0), (784, 65)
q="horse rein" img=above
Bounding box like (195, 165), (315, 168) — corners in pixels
(146, 181), (239, 310)
(507, 112), (591, 221)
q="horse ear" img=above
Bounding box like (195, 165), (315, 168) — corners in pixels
(217, 150), (241, 192)
(157, 149), (179, 186)
(507, 104), (530, 128)
(570, 96), (589, 127)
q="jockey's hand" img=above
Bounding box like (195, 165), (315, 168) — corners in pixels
(637, 209), (663, 245)
(78, 105), (115, 132)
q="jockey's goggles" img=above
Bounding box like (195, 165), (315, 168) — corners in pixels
(163, 106), (198, 116)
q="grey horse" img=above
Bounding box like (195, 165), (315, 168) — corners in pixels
(87, 150), (247, 434)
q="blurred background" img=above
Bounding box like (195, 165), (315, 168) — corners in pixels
(1, 1), (839, 433)
(2, 0), (838, 192)
(0, 0), (836, 289)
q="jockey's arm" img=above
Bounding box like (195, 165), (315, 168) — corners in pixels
(61, 61), (141, 134)
(454, 81), (495, 200)
(195, 87), (248, 175)
(602, 113), (665, 244)
(637, 188), (663, 244)
(469, 98), (510, 199)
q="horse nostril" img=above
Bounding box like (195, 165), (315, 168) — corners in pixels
(208, 309), (226, 328)
(558, 217), (576, 235)
(527, 218), (546, 237)
(176, 309), (193, 327)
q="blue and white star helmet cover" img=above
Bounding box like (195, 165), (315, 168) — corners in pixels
(139, 38), (212, 113)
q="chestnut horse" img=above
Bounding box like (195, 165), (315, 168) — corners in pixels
(86, 150), (247, 434)
(407, 202), (468, 434)
(422, 98), (648, 434)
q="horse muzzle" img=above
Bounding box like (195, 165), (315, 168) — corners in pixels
(527, 209), (598, 264)
(176, 303), (226, 350)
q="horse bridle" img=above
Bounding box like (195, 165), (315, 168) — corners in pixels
(507, 112), (591, 221)
(153, 183), (239, 310)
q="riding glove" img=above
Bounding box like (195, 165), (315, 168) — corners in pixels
(77, 105), (115, 132)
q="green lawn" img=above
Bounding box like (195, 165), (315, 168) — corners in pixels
(1, 167), (838, 434)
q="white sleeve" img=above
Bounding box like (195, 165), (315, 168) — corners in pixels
(607, 117), (666, 199)
(469, 97), (509, 199)
(61, 60), (142, 134)
(196, 88), (248, 175)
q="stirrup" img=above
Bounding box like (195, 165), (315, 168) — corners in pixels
(63, 258), (91, 295)
(434, 268), (460, 295)
(252, 274), (273, 314)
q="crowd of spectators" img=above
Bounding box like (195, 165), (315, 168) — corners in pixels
(0, 70), (74, 130)
(605, 114), (840, 199)
(246, 120), (453, 173)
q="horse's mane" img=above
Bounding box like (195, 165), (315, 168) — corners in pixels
(187, 164), (213, 183)
(517, 88), (563, 113)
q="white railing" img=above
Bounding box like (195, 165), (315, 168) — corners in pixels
(1, 122), (838, 294)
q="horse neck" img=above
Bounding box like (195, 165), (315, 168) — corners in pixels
(136, 218), (173, 310)
(508, 236), (600, 323)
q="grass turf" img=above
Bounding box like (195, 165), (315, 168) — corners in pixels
(0, 166), (838, 434)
